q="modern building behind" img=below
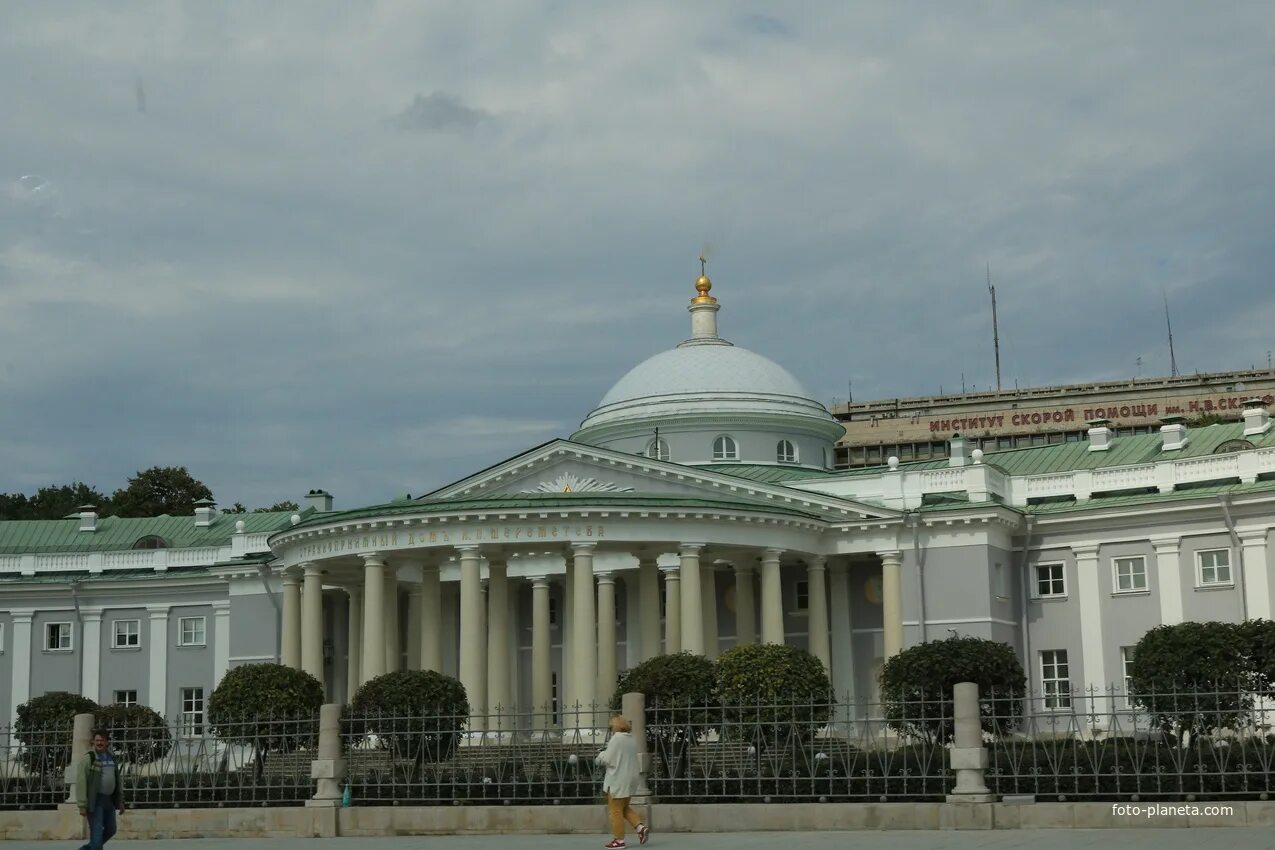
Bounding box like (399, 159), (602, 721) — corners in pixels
(833, 369), (1275, 468)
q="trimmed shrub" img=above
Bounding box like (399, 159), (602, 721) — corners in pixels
(14, 691), (100, 773)
(347, 670), (469, 763)
(1237, 618), (1275, 695)
(1128, 622), (1254, 738)
(879, 635), (1025, 744)
(713, 644), (833, 753)
(207, 663), (324, 777)
(93, 703), (172, 765)
(610, 652), (717, 779)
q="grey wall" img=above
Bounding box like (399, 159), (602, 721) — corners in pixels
(0, 612), (11, 720)
(30, 611), (79, 697)
(101, 608), (148, 705)
(229, 593), (278, 665)
(1180, 533), (1244, 622)
(166, 605), (214, 723)
(604, 427), (834, 471)
(1096, 541), (1160, 690)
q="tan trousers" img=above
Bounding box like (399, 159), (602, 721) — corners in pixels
(606, 792), (642, 839)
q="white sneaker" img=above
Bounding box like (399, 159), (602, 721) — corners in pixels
(637, 823), (649, 845)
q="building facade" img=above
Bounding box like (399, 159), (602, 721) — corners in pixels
(3, 271), (1275, 733)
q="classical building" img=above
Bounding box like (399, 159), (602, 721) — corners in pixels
(3, 270), (1275, 733)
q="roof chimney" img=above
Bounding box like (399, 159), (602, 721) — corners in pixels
(1243, 398), (1271, 437)
(1160, 415), (1189, 451)
(1087, 418), (1113, 452)
(78, 505), (98, 533)
(949, 433), (969, 467)
(306, 489), (334, 512)
(193, 498), (216, 527)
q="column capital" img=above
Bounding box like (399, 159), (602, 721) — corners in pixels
(732, 562), (755, 574)
(679, 543), (706, 554)
(877, 550), (902, 563)
(303, 563), (324, 577)
(806, 555), (828, 570)
(81, 609), (104, 622)
(761, 547), (785, 561)
(1071, 544), (1100, 559)
(570, 541), (598, 553)
(281, 565), (303, 583)
(528, 574), (550, 588)
(455, 544), (483, 554)
(1150, 536), (1181, 554)
(660, 564), (681, 577)
(344, 584), (363, 598)
(1238, 529), (1270, 545)
(596, 571), (616, 584)
(147, 607), (170, 620)
(211, 601), (231, 613)
(359, 552), (386, 566)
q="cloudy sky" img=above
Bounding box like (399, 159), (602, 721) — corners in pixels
(2, 2), (1274, 510)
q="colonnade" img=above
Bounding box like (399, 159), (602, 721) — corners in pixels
(279, 545), (908, 730)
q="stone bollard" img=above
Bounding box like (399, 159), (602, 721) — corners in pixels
(622, 692), (651, 801)
(946, 682), (994, 803)
(308, 704), (345, 807)
(64, 712), (95, 806)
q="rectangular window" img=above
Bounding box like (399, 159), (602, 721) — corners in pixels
(1197, 549), (1233, 586)
(178, 616), (207, 647)
(548, 597), (558, 627)
(113, 619), (141, 648)
(659, 581), (667, 618)
(45, 622), (72, 651)
(1034, 563), (1066, 598)
(1041, 649), (1071, 709)
(113, 690), (138, 707)
(1113, 556), (1148, 593)
(1121, 647), (1135, 699)
(794, 580), (809, 611)
(550, 671), (560, 725)
(993, 563), (1007, 598)
(180, 687), (205, 736)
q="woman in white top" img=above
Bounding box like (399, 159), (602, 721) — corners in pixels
(594, 714), (650, 848)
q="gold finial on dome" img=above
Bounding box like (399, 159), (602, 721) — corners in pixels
(692, 254), (717, 304)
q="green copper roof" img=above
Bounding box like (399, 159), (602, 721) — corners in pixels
(0, 511), (304, 555)
(1023, 477), (1275, 514)
(699, 464), (839, 483)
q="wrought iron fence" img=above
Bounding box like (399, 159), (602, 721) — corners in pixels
(1, 723), (69, 810)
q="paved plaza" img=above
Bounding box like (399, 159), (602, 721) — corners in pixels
(7, 831), (1274, 850)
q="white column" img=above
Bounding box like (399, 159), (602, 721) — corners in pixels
(531, 576), (553, 721)
(212, 601), (231, 690)
(734, 564), (756, 646)
(8, 612), (33, 726)
(302, 563), (325, 684)
(360, 553), (387, 683)
(383, 567), (401, 673)
(1241, 532), (1272, 621)
(879, 550), (903, 659)
(420, 566), (442, 672)
(760, 548), (786, 645)
(679, 544), (705, 655)
(570, 543), (597, 722)
(807, 556), (830, 670)
(662, 566), (682, 654)
(475, 577), (488, 730)
(81, 610), (103, 703)
(596, 571), (617, 711)
(1152, 538), (1184, 625)
(147, 606), (170, 715)
(639, 557), (661, 661)
(487, 560), (512, 730)
(1073, 545), (1108, 695)
(701, 565), (720, 659)
(457, 546), (486, 726)
(407, 583), (423, 670)
(828, 561), (855, 708)
(281, 568), (302, 669)
(346, 586), (363, 693)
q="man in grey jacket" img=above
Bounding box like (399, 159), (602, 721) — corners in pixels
(74, 729), (125, 850)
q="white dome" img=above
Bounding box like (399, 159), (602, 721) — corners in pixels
(599, 343), (811, 407)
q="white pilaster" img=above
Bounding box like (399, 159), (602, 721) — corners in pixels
(212, 601), (231, 690)
(407, 584), (423, 670)
(806, 556), (830, 670)
(1073, 545), (1108, 695)
(638, 558), (661, 661)
(457, 546), (485, 727)
(81, 610), (103, 703)
(733, 564), (756, 646)
(147, 606), (170, 715)
(596, 571), (617, 712)
(701, 564), (719, 659)
(475, 577), (488, 731)
(570, 543), (598, 724)
(383, 567), (401, 673)
(346, 586), (363, 693)
(760, 548), (786, 646)
(662, 565), (681, 654)
(360, 553), (386, 683)
(1152, 538), (1184, 625)
(487, 560), (512, 729)
(679, 544), (705, 655)
(281, 568), (302, 669)
(302, 563), (325, 684)
(8, 612), (33, 725)
(1241, 532), (1272, 621)
(530, 575), (552, 722)
(420, 566), (442, 672)
(879, 551), (903, 658)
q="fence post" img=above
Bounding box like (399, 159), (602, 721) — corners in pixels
(63, 712), (95, 806)
(309, 704), (345, 807)
(622, 692), (651, 801)
(946, 682), (994, 803)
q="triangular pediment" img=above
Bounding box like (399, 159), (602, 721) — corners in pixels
(421, 440), (897, 521)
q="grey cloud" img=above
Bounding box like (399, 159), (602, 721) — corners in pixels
(388, 91), (493, 133)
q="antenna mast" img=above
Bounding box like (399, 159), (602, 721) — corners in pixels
(1164, 293), (1179, 377)
(988, 263), (1002, 392)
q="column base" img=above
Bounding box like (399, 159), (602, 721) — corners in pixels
(945, 793), (997, 803)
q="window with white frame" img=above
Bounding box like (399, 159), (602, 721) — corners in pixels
(1040, 649), (1071, 709)
(712, 435), (739, 461)
(1197, 549), (1233, 586)
(180, 687), (205, 735)
(1034, 563), (1066, 598)
(777, 439), (798, 463)
(993, 562), (1008, 598)
(794, 579), (809, 611)
(178, 616), (206, 647)
(113, 690), (138, 707)
(45, 622), (72, 651)
(113, 619), (141, 648)
(1113, 556), (1148, 593)
(645, 438), (670, 462)
(1121, 647), (1135, 700)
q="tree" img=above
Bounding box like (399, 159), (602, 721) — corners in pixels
(94, 703), (172, 765)
(713, 644), (833, 755)
(255, 500), (299, 513)
(111, 466), (213, 518)
(0, 483), (109, 520)
(1128, 621), (1255, 740)
(1238, 618), (1275, 696)
(878, 636), (1025, 744)
(609, 652), (716, 779)
(346, 670), (470, 764)
(221, 503), (247, 514)
(14, 691), (100, 772)
(207, 663), (323, 779)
